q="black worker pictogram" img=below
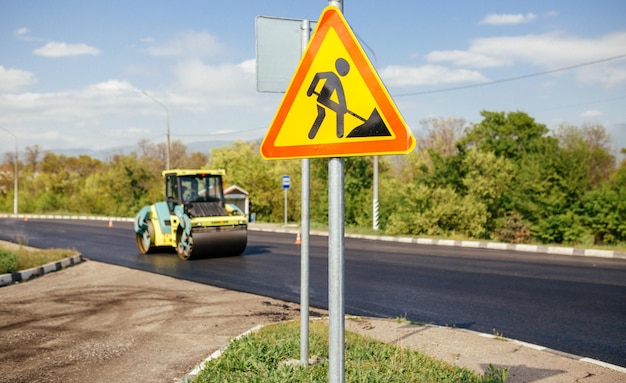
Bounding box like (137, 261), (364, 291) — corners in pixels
(306, 57), (391, 140)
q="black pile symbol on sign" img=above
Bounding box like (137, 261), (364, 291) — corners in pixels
(306, 57), (391, 140)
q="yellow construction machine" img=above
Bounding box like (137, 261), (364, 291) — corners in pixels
(134, 169), (247, 260)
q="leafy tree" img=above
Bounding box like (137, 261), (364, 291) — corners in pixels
(209, 140), (299, 222)
(24, 145), (43, 173)
(79, 153), (158, 216)
(384, 183), (489, 238)
(136, 139), (208, 176)
(0, 152), (19, 211)
(579, 167), (626, 244)
(462, 149), (513, 232)
(422, 147), (468, 193)
(344, 156), (377, 227)
(308, 156), (383, 227)
(460, 110), (553, 160)
(556, 123), (615, 189)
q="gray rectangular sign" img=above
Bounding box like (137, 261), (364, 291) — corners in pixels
(255, 16), (316, 93)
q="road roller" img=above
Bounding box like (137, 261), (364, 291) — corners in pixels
(133, 169), (247, 260)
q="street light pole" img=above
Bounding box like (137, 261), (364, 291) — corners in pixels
(141, 91), (171, 170)
(0, 127), (18, 215)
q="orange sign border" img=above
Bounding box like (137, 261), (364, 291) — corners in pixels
(260, 6), (415, 159)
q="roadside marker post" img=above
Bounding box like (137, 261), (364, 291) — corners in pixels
(282, 175), (290, 226)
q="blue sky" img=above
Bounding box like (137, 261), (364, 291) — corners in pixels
(1, 0), (625, 157)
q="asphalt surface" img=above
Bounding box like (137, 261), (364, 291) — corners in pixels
(1, 245), (625, 382)
(2, 217), (625, 368)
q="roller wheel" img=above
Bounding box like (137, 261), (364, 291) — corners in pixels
(136, 220), (154, 254)
(176, 232), (194, 261)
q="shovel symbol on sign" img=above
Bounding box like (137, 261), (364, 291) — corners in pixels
(307, 58), (391, 140)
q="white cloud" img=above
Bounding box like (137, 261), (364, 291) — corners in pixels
(480, 13), (537, 25)
(0, 80), (167, 150)
(576, 64), (626, 87)
(580, 109), (603, 118)
(0, 80), (141, 125)
(380, 65), (488, 87)
(0, 62), (273, 151)
(33, 42), (101, 57)
(172, 59), (257, 106)
(86, 79), (136, 94)
(431, 31), (626, 68)
(14, 27), (43, 42)
(144, 31), (224, 58)
(427, 50), (509, 68)
(423, 31), (626, 86)
(14, 27), (29, 39)
(0, 66), (37, 92)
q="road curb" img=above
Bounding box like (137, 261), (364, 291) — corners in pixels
(249, 224), (626, 260)
(0, 253), (84, 287)
(0, 213), (134, 223)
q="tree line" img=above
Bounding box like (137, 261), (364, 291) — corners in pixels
(1, 110), (625, 247)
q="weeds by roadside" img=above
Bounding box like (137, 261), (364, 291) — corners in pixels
(0, 242), (78, 274)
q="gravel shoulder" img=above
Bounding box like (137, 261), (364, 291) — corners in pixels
(1, 255), (624, 383)
(0, 259), (314, 383)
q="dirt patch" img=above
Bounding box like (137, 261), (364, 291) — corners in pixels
(0, 260), (324, 383)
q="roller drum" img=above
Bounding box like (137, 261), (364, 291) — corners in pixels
(188, 225), (247, 258)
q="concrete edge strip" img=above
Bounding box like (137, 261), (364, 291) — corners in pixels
(181, 324), (265, 382)
(0, 213), (134, 222)
(2, 214), (625, 260)
(0, 254), (84, 288)
(474, 330), (626, 373)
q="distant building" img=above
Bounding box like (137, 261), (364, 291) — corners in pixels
(224, 185), (249, 220)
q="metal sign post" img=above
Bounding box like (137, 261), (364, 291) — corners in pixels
(255, 12), (315, 367)
(300, 19), (312, 367)
(326, 3), (344, 382)
(328, 157), (345, 383)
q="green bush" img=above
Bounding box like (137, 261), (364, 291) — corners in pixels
(0, 249), (19, 274)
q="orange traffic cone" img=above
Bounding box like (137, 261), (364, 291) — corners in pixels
(23, 215), (28, 222)
(108, 219), (113, 228)
(295, 232), (301, 245)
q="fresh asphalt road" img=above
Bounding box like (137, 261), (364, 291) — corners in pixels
(2, 218), (625, 368)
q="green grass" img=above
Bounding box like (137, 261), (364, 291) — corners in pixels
(193, 320), (507, 383)
(0, 242), (78, 274)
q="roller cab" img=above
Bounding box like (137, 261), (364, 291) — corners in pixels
(134, 169), (248, 260)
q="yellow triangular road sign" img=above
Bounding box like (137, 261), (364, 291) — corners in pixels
(261, 6), (415, 159)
